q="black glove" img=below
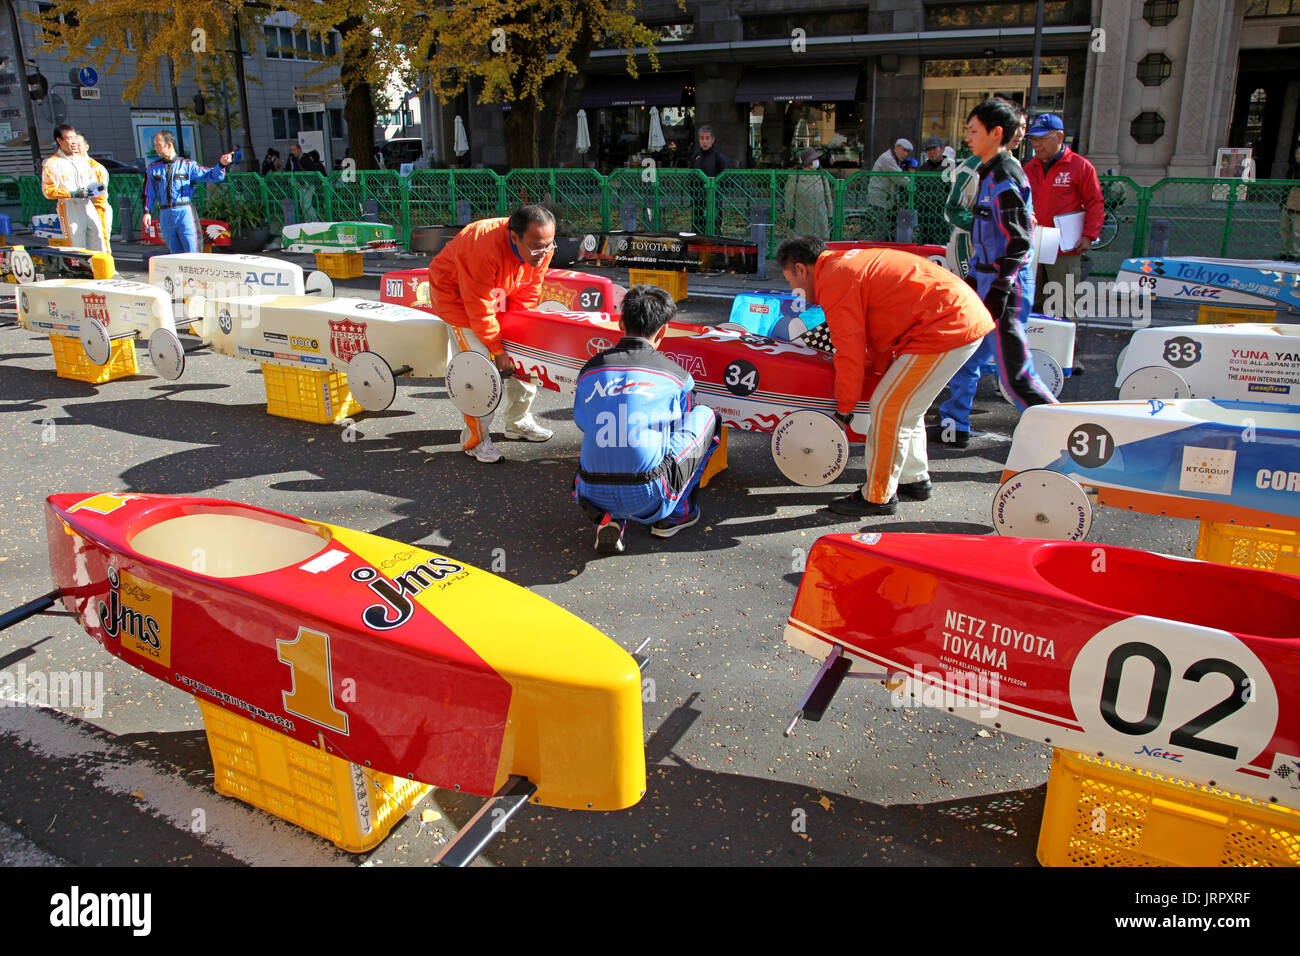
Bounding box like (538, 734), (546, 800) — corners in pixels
(984, 279), (1012, 325)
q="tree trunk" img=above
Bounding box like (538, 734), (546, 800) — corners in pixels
(504, 101), (540, 169)
(338, 18), (376, 170)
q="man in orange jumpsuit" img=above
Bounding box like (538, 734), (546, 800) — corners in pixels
(427, 205), (556, 462)
(40, 124), (110, 253)
(777, 237), (993, 516)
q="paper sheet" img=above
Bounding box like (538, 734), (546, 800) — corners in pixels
(1055, 210), (1085, 252)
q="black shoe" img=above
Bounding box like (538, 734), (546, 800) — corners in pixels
(651, 509), (701, 538)
(828, 492), (898, 517)
(925, 423), (969, 448)
(898, 479), (932, 501)
(1071, 362), (1086, 376)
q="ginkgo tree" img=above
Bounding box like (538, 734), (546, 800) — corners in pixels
(35, 0), (391, 170)
(385, 1), (668, 169)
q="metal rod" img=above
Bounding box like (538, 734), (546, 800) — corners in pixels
(0, 589), (60, 632)
(1028, 0), (1045, 116)
(4, 0), (44, 176)
(434, 775), (538, 868)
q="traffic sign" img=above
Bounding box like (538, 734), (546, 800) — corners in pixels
(77, 87), (100, 100)
(78, 66), (98, 88)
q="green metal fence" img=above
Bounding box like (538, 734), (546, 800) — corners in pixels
(9, 169), (1295, 272)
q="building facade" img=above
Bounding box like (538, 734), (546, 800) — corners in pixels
(450, 0), (1298, 183)
(0, 3), (350, 176)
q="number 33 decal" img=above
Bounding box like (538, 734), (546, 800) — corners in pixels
(1068, 617), (1278, 770)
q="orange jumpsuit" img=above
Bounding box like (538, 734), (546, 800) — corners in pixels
(40, 151), (110, 253)
(427, 218), (553, 448)
(813, 248), (994, 502)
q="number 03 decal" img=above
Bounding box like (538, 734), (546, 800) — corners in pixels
(1068, 617), (1278, 770)
(278, 626), (350, 734)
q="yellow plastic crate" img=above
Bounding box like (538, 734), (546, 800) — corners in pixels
(1197, 305), (1276, 325)
(628, 268), (688, 301)
(49, 332), (138, 384)
(1195, 521), (1300, 574)
(198, 700), (431, 853)
(1038, 749), (1300, 867)
(261, 363), (362, 424)
(315, 251), (364, 279)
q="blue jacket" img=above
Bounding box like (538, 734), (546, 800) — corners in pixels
(575, 337), (695, 480)
(144, 157), (227, 213)
(970, 151), (1034, 292)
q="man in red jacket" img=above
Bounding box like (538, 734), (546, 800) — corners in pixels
(1024, 114), (1104, 324)
(427, 205), (556, 462)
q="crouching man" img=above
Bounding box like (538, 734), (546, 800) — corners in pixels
(574, 285), (721, 553)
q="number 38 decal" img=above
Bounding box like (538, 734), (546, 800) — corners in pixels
(1068, 617), (1278, 769)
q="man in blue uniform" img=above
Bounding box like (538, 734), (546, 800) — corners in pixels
(573, 285), (721, 554)
(932, 98), (1056, 447)
(141, 131), (236, 253)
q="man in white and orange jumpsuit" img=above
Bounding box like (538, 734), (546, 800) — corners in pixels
(427, 205), (556, 462)
(40, 124), (110, 253)
(77, 135), (112, 253)
(777, 237), (994, 517)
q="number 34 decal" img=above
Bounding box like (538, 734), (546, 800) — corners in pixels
(1068, 617), (1278, 769)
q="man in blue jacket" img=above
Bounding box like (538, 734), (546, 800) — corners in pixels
(141, 131), (236, 253)
(574, 285), (721, 554)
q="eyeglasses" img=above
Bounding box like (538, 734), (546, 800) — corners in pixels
(525, 242), (556, 258)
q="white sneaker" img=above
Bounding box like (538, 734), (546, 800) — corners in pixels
(464, 437), (504, 463)
(503, 419), (554, 442)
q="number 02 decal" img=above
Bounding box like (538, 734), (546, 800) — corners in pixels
(278, 626), (350, 733)
(1068, 617), (1278, 771)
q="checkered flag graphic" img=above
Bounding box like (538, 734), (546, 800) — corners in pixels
(797, 323), (835, 354)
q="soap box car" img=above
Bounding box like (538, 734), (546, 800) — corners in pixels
(1116, 323), (1300, 402)
(784, 532), (1300, 810)
(1117, 257), (1300, 314)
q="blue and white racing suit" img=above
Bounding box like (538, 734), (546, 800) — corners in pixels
(574, 337), (720, 525)
(939, 151), (1056, 431)
(144, 157), (228, 254)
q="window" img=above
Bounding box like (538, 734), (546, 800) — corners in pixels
(924, 2), (1089, 30)
(271, 108), (302, 140)
(744, 10), (870, 39)
(1245, 0), (1300, 15)
(1244, 89), (1267, 146)
(266, 27), (338, 60)
(1130, 111), (1166, 144)
(1136, 53), (1172, 86)
(1142, 1), (1179, 26)
(329, 109), (344, 139)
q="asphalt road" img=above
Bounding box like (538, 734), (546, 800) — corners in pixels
(0, 266), (1203, 867)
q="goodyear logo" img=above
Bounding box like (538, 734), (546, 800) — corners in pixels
(289, 336), (320, 353)
(1248, 383), (1290, 395)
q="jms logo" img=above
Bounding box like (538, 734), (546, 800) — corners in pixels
(96, 565), (173, 665)
(351, 557), (466, 630)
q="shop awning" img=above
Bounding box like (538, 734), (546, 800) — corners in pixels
(579, 72), (692, 108)
(734, 66), (862, 103)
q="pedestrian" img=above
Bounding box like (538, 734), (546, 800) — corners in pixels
(306, 149), (325, 174)
(783, 147), (833, 238)
(574, 285), (722, 552)
(285, 143), (309, 172)
(1283, 145), (1300, 262)
(864, 138), (912, 241)
(916, 136), (953, 246)
(40, 124), (109, 253)
(777, 237), (992, 516)
(1024, 113), (1104, 322)
(425, 205), (557, 462)
(141, 130), (236, 254)
(689, 125), (729, 233)
(260, 148), (282, 175)
(933, 98), (1056, 449)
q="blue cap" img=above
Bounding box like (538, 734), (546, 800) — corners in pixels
(903, 157), (920, 168)
(1027, 114), (1064, 137)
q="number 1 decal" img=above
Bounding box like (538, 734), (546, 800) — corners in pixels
(278, 626), (350, 733)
